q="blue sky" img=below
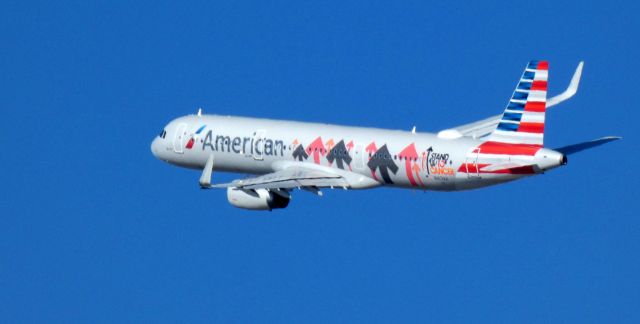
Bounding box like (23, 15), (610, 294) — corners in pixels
(1, 0), (638, 322)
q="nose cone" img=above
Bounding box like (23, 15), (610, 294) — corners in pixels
(151, 137), (160, 159)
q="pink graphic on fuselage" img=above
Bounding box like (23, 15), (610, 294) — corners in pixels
(306, 137), (327, 164)
(398, 143), (420, 187)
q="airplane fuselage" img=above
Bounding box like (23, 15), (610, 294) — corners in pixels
(150, 61), (619, 211)
(151, 114), (565, 191)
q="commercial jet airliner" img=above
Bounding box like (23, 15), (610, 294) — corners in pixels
(151, 61), (619, 210)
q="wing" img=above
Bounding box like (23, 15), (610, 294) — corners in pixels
(437, 61), (584, 139)
(198, 154), (380, 192)
(208, 166), (350, 190)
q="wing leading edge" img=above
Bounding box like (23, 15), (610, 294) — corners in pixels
(203, 166), (352, 190)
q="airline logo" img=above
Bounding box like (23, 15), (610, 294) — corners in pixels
(185, 125), (207, 149)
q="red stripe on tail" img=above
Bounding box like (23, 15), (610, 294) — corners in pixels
(524, 101), (545, 112)
(518, 122), (545, 133)
(478, 141), (542, 156)
(530, 80), (547, 91)
(537, 61), (549, 71)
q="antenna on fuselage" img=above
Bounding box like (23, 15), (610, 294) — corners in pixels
(197, 108), (202, 116)
(411, 126), (416, 134)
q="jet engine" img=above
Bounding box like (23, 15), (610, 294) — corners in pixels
(227, 187), (290, 210)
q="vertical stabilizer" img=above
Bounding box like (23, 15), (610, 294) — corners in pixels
(488, 60), (548, 146)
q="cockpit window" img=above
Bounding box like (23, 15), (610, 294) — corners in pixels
(159, 129), (167, 138)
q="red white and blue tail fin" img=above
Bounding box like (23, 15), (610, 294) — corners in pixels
(488, 60), (548, 146)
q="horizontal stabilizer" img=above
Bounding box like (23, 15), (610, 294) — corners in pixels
(554, 136), (621, 155)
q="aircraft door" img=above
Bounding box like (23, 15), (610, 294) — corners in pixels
(173, 123), (188, 154)
(465, 148), (481, 179)
(253, 130), (266, 160)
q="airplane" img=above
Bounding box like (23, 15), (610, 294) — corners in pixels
(151, 60), (620, 211)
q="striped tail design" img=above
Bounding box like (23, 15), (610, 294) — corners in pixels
(488, 60), (548, 146)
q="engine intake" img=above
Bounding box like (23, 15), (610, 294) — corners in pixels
(227, 188), (290, 210)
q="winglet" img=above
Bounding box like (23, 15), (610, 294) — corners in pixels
(547, 61), (583, 108)
(199, 153), (214, 188)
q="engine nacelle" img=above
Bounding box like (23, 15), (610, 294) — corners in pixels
(227, 188), (290, 210)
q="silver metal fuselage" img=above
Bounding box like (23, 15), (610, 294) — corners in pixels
(151, 114), (565, 191)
